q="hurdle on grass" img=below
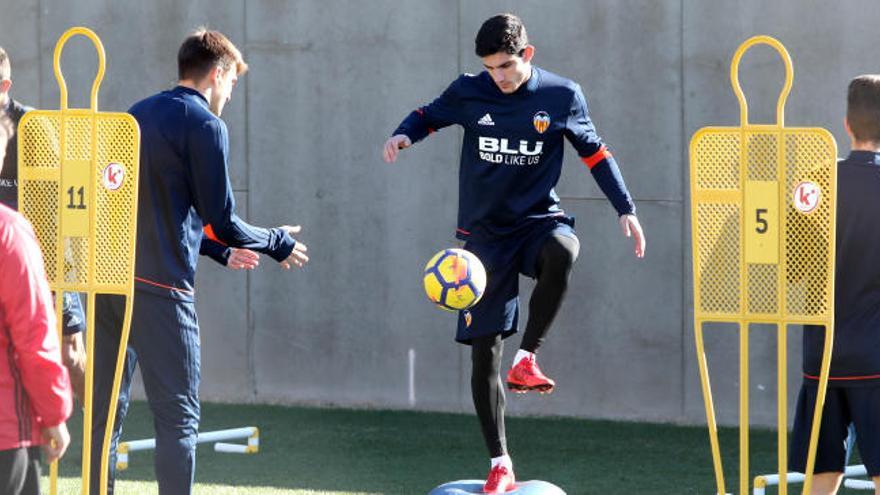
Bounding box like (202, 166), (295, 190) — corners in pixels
(754, 427), (875, 493)
(689, 35), (837, 495)
(753, 466), (874, 494)
(116, 427), (260, 471)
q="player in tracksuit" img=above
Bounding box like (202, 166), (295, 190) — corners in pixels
(89, 29), (309, 494)
(0, 113), (72, 495)
(789, 75), (880, 495)
(0, 46), (88, 402)
(383, 14), (645, 493)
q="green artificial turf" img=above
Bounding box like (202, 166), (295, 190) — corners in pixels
(42, 400), (856, 494)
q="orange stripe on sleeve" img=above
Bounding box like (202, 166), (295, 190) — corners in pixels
(203, 224), (228, 246)
(581, 145), (611, 170)
(415, 108), (435, 134)
(804, 373), (880, 381)
(134, 276), (195, 294)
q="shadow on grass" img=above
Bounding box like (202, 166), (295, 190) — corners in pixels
(51, 401), (781, 494)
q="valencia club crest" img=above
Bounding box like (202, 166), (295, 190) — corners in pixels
(533, 111), (550, 134)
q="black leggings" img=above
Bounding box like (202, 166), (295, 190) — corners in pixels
(0, 447), (40, 495)
(521, 233), (579, 352)
(470, 234), (580, 457)
(471, 333), (506, 458)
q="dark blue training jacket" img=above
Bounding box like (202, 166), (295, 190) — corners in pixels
(0, 97), (30, 209)
(803, 151), (880, 386)
(129, 86), (295, 301)
(393, 67), (635, 242)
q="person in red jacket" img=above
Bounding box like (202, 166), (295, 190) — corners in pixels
(0, 114), (73, 495)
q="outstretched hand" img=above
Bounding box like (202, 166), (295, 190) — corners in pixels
(619, 214), (645, 258)
(227, 248), (260, 270)
(280, 225), (309, 269)
(382, 135), (412, 163)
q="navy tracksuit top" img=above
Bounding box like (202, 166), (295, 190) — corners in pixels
(129, 86), (295, 301)
(803, 151), (880, 386)
(393, 66), (635, 242)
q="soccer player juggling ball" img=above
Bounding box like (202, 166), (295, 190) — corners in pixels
(383, 13), (645, 494)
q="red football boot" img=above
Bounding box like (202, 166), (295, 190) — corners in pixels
(506, 355), (555, 394)
(483, 464), (516, 494)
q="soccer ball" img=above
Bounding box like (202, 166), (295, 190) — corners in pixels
(423, 248), (487, 311)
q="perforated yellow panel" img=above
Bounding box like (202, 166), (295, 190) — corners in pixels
(18, 111), (138, 292)
(689, 36), (837, 495)
(19, 179), (60, 278)
(17, 27), (139, 495)
(695, 202), (740, 314)
(691, 128), (836, 321)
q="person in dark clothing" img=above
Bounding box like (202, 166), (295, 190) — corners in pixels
(383, 13), (644, 493)
(789, 75), (880, 495)
(90, 29), (309, 494)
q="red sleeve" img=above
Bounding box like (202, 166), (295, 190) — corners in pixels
(0, 213), (72, 428)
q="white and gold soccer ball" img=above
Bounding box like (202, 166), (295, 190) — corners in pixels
(423, 248), (487, 311)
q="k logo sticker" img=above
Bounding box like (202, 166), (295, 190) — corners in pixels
(793, 181), (821, 213)
(533, 111), (550, 134)
(102, 162), (125, 191)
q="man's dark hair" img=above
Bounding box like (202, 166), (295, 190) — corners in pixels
(475, 13), (528, 58)
(178, 28), (248, 81)
(0, 47), (10, 81)
(847, 75), (880, 144)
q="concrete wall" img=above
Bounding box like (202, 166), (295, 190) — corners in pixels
(2, 0), (878, 426)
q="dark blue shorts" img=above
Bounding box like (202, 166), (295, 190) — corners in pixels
(61, 292), (85, 336)
(790, 382), (880, 476)
(455, 218), (577, 344)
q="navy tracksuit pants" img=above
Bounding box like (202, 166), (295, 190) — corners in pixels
(90, 291), (201, 495)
